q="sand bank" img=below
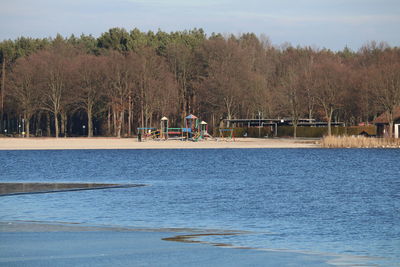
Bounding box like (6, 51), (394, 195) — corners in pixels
(0, 183), (144, 196)
(0, 137), (319, 150)
(0, 221), (332, 266)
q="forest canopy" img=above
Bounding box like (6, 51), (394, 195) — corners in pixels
(1, 27), (399, 137)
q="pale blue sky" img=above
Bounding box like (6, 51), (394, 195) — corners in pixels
(1, 0), (399, 50)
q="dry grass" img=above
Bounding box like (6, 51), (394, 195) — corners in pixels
(321, 136), (400, 148)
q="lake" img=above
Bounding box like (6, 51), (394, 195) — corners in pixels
(0, 149), (399, 266)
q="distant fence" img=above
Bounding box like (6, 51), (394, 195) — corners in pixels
(226, 125), (376, 138)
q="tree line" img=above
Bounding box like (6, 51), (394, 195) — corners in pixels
(1, 28), (399, 138)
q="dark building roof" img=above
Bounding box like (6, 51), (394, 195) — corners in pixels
(373, 107), (400, 124)
(225, 118), (345, 127)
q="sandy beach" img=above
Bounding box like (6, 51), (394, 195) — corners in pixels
(0, 137), (319, 150)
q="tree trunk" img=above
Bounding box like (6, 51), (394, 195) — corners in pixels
(293, 123), (297, 139)
(116, 119), (121, 138)
(46, 112), (51, 137)
(115, 109), (124, 138)
(327, 108), (333, 136)
(87, 106), (93, 137)
(141, 105), (144, 134)
(54, 113), (59, 138)
(113, 106), (117, 136)
(120, 110), (124, 137)
(107, 106), (111, 136)
(388, 121), (394, 138)
(35, 111), (41, 136)
(387, 111), (394, 138)
(128, 95), (132, 137)
(24, 113), (30, 138)
(224, 97), (233, 128)
(149, 111), (153, 131)
(26, 119), (30, 138)
(116, 122), (120, 138)
(144, 107), (148, 130)
(60, 112), (66, 137)
(191, 94), (196, 114)
(1, 58), (5, 119)
(141, 83), (145, 134)
(181, 70), (187, 124)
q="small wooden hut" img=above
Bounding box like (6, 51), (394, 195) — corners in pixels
(373, 107), (400, 138)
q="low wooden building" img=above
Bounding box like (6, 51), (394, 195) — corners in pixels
(373, 107), (400, 138)
(225, 118), (345, 137)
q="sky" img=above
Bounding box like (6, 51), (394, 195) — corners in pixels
(1, 0), (399, 51)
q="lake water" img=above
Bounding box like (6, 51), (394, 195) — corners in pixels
(0, 149), (399, 266)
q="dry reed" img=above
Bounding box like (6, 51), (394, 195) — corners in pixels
(320, 136), (400, 148)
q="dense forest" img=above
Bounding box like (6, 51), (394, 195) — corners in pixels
(1, 28), (399, 137)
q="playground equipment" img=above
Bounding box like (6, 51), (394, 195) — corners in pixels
(160, 117), (168, 139)
(167, 128), (185, 140)
(137, 128), (159, 141)
(219, 128), (235, 141)
(200, 121), (208, 138)
(184, 114), (198, 139)
(137, 114), (213, 141)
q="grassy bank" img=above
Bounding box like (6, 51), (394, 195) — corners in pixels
(321, 136), (400, 148)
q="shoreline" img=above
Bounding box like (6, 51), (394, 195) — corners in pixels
(0, 137), (319, 150)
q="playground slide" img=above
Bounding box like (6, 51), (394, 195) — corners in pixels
(192, 132), (201, 141)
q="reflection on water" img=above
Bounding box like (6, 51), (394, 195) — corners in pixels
(0, 149), (399, 265)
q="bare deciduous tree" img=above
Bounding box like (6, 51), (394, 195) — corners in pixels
(9, 57), (41, 137)
(312, 55), (348, 136)
(73, 54), (106, 137)
(370, 50), (400, 137)
(35, 47), (76, 137)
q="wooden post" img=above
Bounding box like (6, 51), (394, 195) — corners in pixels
(1, 57), (5, 123)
